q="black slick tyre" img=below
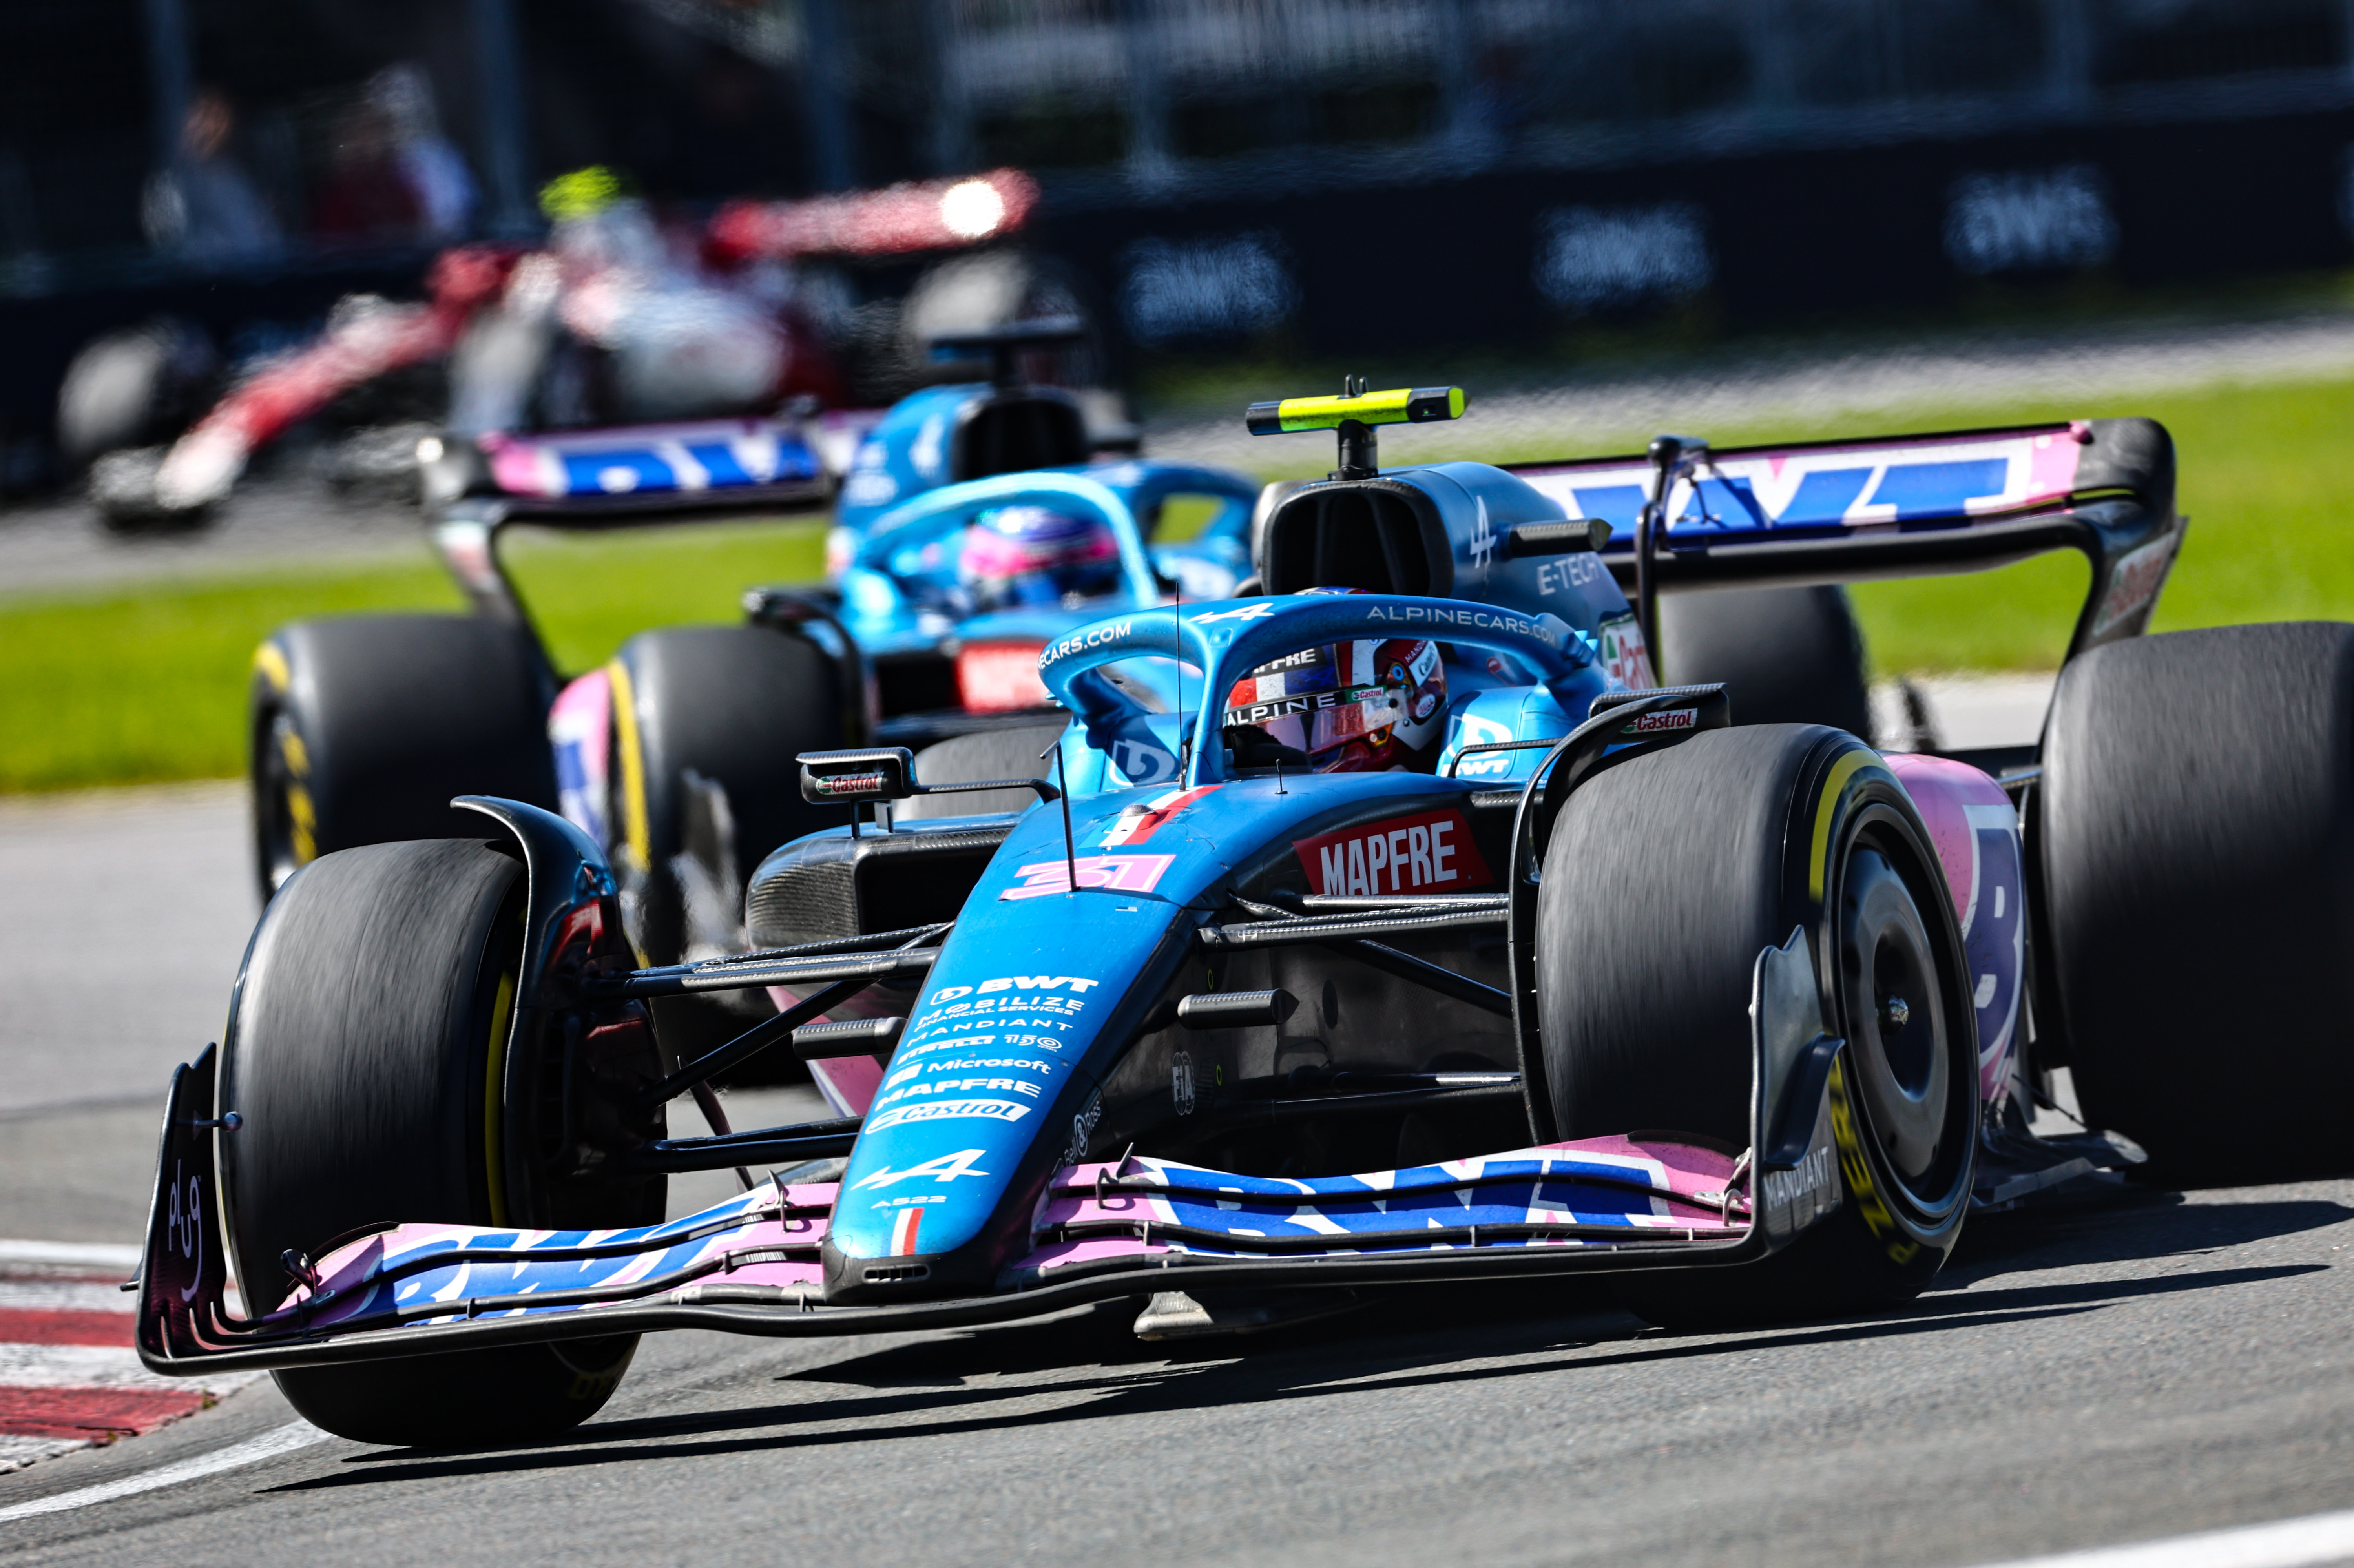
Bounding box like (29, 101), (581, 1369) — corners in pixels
(221, 838), (654, 1446)
(606, 627), (851, 962)
(606, 625), (849, 1074)
(1535, 725), (1978, 1327)
(2039, 623), (2354, 1181)
(1657, 586), (1874, 740)
(898, 722), (1069, 820)
(250, 616), (555, 904)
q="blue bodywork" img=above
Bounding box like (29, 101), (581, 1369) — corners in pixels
(813, 578), (1627, 1294)
(833, 379), (1253, 590)
(790, 455), (1655, 1292)
(823, 461), (1259, 698)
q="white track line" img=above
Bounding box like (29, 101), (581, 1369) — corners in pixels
(0, 1242), (140, 1272)
(0, 1342), (193, 1389)
(0, 1420), (325, 1523)
(1963, 1506), (2354, 1568)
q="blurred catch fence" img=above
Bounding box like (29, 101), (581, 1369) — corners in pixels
(7, 0), (2354, 461)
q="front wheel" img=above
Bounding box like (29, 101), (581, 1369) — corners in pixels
(222, 837), (663, 1446)
(1535, 724), (1979, 1326)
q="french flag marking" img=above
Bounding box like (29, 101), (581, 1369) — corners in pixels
(889, 1208), (924, 1256)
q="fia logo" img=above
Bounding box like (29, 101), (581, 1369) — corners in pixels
(1172, 1051), (1197, 1116)
(1467, 496), (1496, 571)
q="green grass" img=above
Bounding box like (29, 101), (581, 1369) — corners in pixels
(7, 370), (2354, 791)
(0, 518), (825, 793)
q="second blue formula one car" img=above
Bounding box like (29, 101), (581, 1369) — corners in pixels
(145, 382), (2351, 1452)
(245, 323), (1259, 1029)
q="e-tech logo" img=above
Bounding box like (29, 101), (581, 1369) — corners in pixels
(925, 975), (1102, 1006)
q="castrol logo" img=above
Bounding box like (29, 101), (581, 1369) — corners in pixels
(1622, 708), (1697, 735)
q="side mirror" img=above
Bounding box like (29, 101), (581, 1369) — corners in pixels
(797, 744), (1063, 818)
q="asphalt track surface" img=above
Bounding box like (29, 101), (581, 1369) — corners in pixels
(5, 776), (2354, 1565)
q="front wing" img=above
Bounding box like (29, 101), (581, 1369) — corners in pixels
(135, 933), (1847, 1375)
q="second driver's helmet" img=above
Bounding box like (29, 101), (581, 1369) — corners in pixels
(1223, 632), (1448, 773)
(958, 504), (1124, 612)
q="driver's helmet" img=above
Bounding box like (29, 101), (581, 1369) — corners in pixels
(1223, 631), (1448, 773)
(958, 504), (1124, 611)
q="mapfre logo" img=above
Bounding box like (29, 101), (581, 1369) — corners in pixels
(1294, 808), (1493, 897)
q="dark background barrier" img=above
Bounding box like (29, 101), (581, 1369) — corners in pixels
(6, 0), (2354, 463)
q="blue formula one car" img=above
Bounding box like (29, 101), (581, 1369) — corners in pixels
(144, 384), (2354, 1449)
(245, 323), (1259, 1020)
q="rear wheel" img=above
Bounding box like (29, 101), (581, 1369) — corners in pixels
(1659, 586), (1874, 741)
(607, 625), (850, 1073)
(249, 616), (555, 905)
(221, 838), (659, 1446)
(1535, 724), (1977, 1326)
(2040, 624), (2354, 1181)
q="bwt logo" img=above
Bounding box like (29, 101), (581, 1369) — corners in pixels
(926, 975), (1102, 1005)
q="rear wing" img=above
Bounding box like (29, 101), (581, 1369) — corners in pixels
(427, 414), (859, 687)
(1505, 417), (2182, 659)
(463, 416), (837, 517)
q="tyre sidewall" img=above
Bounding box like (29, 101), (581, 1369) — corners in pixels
(1539, 726), (1978, 1322)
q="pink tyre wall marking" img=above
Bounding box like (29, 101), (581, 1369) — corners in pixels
(1885, 753), (2026, 1100)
